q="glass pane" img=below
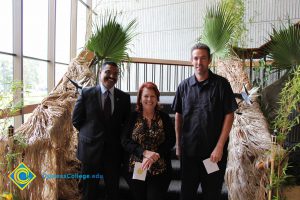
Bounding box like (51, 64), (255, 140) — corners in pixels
(55, 63), (69, 85)
(0, 54), (14, 135)
(23, 0), (48, 59)
(92, 0), (100, 9)
(77, 2), (87, 55)
(23, 58), (47, 105)
(0, 1), (12, 53)
(0, 54), (13, 93)
(56, 0), (71, 63)
(0, 118), (14, 136)
(23, 113), (32, 124)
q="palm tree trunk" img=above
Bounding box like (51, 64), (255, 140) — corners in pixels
(217, 58), (272, 200)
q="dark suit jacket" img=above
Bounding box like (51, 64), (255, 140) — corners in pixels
(72, 85), (131, 166)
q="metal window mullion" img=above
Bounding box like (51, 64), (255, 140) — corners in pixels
(86, 0), (93, 41)
(23, 55), (50, 62)
(13, 0), (23, 127)
(70, 0), (78, 59)
(78, 0), (90, 8)
(0, 51), (16, 56)
(55, 61), (68, 66)
(48, 0), (56, 93)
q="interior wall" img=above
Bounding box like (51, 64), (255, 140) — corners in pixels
(95, 0), (300, 61)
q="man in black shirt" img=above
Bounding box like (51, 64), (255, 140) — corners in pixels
(172, 43), (238, 200)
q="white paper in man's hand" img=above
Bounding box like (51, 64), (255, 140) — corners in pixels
(203, 158), (219, 174)
(132, 162), (147, 181)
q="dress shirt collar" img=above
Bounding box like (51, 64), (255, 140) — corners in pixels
(100, 83), (114, 96)
(189, 69), (216, 87)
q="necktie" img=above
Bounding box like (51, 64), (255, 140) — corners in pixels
(104, 90), (111, 120)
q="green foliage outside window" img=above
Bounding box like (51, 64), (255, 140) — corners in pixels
(0, 81), (28, 200)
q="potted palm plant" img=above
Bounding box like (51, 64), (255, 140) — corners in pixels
(265, 23), (300, 200)
(270, 65), (300, 200)
(262, 22), (300, 122)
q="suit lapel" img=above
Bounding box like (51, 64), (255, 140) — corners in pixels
(112, 88), (120, 117)
(96, 85), (105, 119)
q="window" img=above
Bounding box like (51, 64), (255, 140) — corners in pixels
(0, 54), (13, 92)
(0, 0), (94, 128)
(56, 0), (71, 63)
(55, 64), (69, 85)
(23, 0), (48, 59)
(23, 58), (47, 105)
(0, 118), (14, 135)
(23, 113), (32, 124)
(0, 55), (14, 132)
(0, 1), (13, 53)
(92, 0), (100, 10)
(77, 2), (87, 55)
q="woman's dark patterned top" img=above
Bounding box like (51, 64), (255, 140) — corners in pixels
(129, 113), (167, 175)
(122, 110), (176, 176)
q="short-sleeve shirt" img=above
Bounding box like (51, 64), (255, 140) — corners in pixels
(172, 70), (238, 158)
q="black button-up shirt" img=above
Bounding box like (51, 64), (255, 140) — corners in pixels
(172, 70), (238, 158)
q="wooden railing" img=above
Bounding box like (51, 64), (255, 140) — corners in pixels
(0, 57), (286, 119)
(0, 104), (39, 119)
(116, 57), (193, 93)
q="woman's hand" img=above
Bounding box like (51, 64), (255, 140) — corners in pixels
(143, 150), (160, 162)
(141, 150), (160, 170)
(141, 157), (153, 170)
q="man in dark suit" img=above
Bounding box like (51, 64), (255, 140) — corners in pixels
(72, 61), (131, 200)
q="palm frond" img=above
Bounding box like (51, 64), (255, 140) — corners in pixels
(85, 11), (137, 84)
(199, 3), (238, 62)
(266, 24), (300, 70)
(86, 13), (137, 63)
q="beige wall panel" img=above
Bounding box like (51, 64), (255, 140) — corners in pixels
(96, 0), (300, 59)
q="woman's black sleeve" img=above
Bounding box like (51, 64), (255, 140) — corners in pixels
(121, 112), (144, 159)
